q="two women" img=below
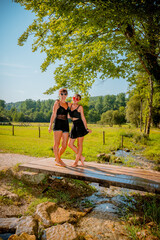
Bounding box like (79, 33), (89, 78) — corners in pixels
(48, 89), (91, 167)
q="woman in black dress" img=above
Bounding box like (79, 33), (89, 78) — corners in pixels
(68, 94), (92, 167)
(48, 88), (69, 167)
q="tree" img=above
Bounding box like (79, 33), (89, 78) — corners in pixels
(95, 96), (103, 114)
(0, 100), (5, 109)
(102, 95), (116, 112)
(100, 110), (114, 126)
(15, 0), (159, 97)
(33, 111), (45, 122)
(20, 99), (36, 113)
(126, 95), (141, 127)
(114, 93), (126, 109)
(152, 91), (160, 127)
(88, 109), (100, 123)
(113, 110), (126, 126)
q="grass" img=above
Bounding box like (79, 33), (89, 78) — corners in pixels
(0, 124), (160, 163)
(0, 196), (14, 205)
(120, 193), (160, 239)
(0, 170), (96, 216)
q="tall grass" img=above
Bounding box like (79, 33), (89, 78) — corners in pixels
(0, 124), (159, 162)
(121, 194), (160, 239)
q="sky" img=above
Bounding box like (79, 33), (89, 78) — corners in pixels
(0, 0), (129, 103)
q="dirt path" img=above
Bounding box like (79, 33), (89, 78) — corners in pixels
(0, 153), (47, 170)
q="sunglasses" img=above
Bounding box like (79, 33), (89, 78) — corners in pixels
(73, 96), (79, 101)
(61, 93), (67, 96)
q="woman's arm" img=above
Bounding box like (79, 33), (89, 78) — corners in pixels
(48, 101), (59, 133)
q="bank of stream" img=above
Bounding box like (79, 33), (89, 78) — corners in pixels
(114, 149), (156, 170)
(0, 152), (159, 240)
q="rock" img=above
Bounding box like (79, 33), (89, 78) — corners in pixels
(35, 202), (57, 227)
(8, 232), (36, 240)
(15, 171), (46, 185)
(128, 216), (143, 225)
(104, 154), (111, 162)
(114, 158), (123, 163)
(5, 168), (46, 185)
(0, 218), (20, 233)
(42, 223), (77, 240)
(146, 235), (159, 240)
(136, 229), (148, 239)
(125, 149), (130, 152)
(0, 187), (19, 201)
(97, 153), (105, 158)
(16, 216), (38, 237)
(0, 217), (37, 238)
(146, 222), (156, 228)
(97, 153), (110, 162)
(35, 202), (87, 228)
(51, 207), (86, 224)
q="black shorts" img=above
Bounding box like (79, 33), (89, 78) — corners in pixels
(53, 118), (69, 133)
(70, 119), (89, 139)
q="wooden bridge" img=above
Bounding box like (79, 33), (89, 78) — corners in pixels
(19, 158), (160, 194)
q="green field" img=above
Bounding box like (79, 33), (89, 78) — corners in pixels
(0, 124), (160, 163)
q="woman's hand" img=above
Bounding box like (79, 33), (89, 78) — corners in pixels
(48, 127), (52, 133)
(87, 128), (92, 133)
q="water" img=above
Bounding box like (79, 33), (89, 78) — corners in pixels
(114, 149), (154, 169)
(115, 150), (133, 158)
(0, 233), (13, 240)
(83, 183), (135, 216)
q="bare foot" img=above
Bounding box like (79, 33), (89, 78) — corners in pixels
(79, 156), (85, 166)
(55, 159), (66, 167)
(72, 161), (79, 167)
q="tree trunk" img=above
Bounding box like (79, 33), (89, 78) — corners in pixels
(146, 77), (153, 135)
(140, 98), (143, 132)
(144, 115), (147, 134)
(124, 24), (160, 85)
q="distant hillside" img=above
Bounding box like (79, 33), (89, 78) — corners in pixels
(0, 93), (127, 123)
(5, 101), (23, 111)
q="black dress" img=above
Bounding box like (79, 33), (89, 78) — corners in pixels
(69, 105), (89, 139)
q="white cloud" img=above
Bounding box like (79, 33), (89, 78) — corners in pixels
(0, 62), (31, 69)
(0, 72), (27, 78)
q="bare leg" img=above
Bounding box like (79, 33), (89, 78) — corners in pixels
(53, 131), (66, 167)
(68, 138), (77, 153)
(72, 137), (84, 167)
(77, 139), (85, 166)
(59, 132), (69, 158)
(68, 138), (85, 162)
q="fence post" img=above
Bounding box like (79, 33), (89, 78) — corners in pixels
(121, 135), (123, 150)
(103, 131), (105, 145)
(38, 126), (40, 138)
(12, 125), (14, 136)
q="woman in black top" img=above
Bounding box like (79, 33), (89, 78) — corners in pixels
(48, 88), (69, 167)
(68, 94), (92, 167)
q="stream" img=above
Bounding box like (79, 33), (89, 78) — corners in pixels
(76, 150), (156, 239)
(77, 182), (138, 239)
(115, 149), (156, 169)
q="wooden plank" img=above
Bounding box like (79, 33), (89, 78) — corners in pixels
(19, 158), (160, 194)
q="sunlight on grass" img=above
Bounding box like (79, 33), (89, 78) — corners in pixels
(0, 124), (159, 162)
